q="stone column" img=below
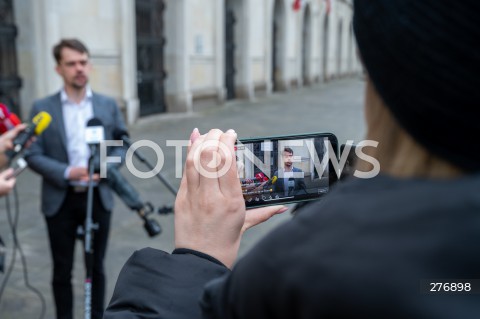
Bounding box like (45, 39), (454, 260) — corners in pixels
(164, 0), (192, 113)
(236, 0), (254, 100)
(214, 0), (226, 103)
(275, 0), (290, 92)
(40, 0), (62, 95)
(120, 0), (140, 124)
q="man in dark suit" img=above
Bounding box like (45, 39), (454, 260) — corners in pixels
(272, 147), (306, 197)
(25, 39), (127, 319)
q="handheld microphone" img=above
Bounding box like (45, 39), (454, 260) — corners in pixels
(257, 172), (269, 182)
(266, 175), (278, 186)
(106, 166), (162, 237)
(262, 175), (278, 192)
(241, 172), (268, 185)
(12, 111), (52, 153)
(0, 103), (22, 134)
(85, 118), (105, 156)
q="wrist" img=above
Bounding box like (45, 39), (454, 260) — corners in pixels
(174, 239), (240, 269)
(172, 248), (228, 267)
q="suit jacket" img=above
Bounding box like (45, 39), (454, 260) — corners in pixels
(25, 91), (127, 217)
(273, 167), (306, 196)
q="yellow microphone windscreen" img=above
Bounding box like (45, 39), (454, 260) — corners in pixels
(32, 111), (52, 135)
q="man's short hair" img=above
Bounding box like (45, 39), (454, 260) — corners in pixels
(284, 147), (294, 155)
(53, 39), (89, 64)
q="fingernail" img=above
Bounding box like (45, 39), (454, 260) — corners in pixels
(190, 128), (199, 142)
(226, 129), (236, 135)
(278, 206), (289, 214)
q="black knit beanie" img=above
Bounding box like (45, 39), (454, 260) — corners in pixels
(353, 0), (480, 172)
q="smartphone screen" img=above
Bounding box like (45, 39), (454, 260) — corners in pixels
(235, 133), (338, 208)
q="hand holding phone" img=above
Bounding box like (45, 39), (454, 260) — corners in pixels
(174, 128), (288, 268)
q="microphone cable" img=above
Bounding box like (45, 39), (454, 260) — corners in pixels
(0, 186), (46, 319)
(0, 190), (18, 303)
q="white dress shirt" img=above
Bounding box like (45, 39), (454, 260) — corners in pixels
(61, 87), (94, 184)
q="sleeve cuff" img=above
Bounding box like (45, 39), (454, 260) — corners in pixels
(64, 166), (71, 180)
(173, 248), (227, 268)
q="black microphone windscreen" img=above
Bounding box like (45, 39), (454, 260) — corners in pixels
(87, 117), (103, 127)
(85, 117), (105, 145)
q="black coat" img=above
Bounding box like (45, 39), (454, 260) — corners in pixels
(105, 174), (480, 319)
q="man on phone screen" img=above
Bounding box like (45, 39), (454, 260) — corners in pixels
(272, 147), (306, 197)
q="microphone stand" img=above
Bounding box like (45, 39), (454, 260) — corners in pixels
(300, 182), (309, 195)
(83, 147), (99, 319)
(131, 149), (177, 196)
(125, 141), (176, 215)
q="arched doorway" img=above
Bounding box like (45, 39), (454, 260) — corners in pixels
(302, 4), (312, 85)
(322, 13), (329, 81)
(135, 0), (166, 116)
(272, 0), (286, 91)
(0, 0), (22, 116)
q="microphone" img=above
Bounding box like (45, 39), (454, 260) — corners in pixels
(0, 103), (21, 134)
(262, 175), (278, 193)
(242, 172), (268, 185)
(106, 166), (162, 237)
(288, 178), (295, 196)
(257, 172), (269, 182)
(12, 111), (52, 153)
(265, 175), (278, 186)
(85, 118), (105, 156)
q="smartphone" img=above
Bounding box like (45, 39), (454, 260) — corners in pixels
(235, 132), (338, 209)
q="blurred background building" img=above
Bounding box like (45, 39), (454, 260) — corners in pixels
(1, 0), (359, 124)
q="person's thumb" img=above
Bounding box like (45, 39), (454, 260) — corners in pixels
(242, 205), (289, 233)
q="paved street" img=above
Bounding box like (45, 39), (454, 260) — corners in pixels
(0, 77), (365, 318)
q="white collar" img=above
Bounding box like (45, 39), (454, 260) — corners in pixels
(60, 86), (93, 104)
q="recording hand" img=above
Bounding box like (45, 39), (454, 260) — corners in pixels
(0, 124), (28, 152)
(174, 128), (287, 268)
(0, 168), (16, 196)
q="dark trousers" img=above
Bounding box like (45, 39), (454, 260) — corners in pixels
(46, 188), (111, 319)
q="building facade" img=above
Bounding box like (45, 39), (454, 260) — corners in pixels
(1, 0), (359, 124)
